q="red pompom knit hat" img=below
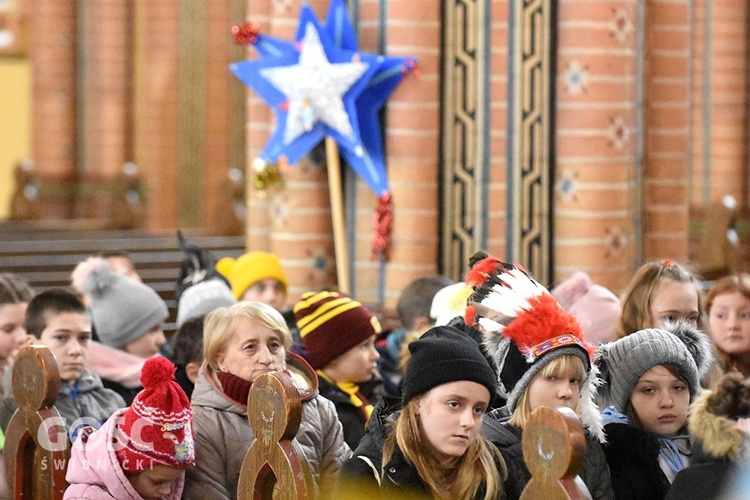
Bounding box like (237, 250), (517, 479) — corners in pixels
(115, 357), (195, 473)
(294, 291), (382, 369)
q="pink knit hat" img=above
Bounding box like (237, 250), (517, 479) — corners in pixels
(551, 271), (622, 344)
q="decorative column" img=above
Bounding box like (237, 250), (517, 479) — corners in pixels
(506, 0), (556, 284)
(440, 0), (492, 280)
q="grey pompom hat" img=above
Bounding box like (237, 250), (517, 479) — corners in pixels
(82, 261), (168, 348)
(595, 320), (715, 413)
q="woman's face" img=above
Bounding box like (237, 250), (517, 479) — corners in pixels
(416, 380), (489, 467)
(709, 291), (750, 358)
(216, 317), (286, 382)
(649, 279), (700, 328)
(629, 365), (689, 436)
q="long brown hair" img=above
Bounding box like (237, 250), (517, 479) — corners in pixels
(618, 260), (704, 338)
(383, 398), (505, 500)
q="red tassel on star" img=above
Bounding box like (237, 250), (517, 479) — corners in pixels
(232, 23), (260, 45)
(372, 192), (393, 260)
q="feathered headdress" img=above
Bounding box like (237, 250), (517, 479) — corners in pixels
(464, 256), (603, 441)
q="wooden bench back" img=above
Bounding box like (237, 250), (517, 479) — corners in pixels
(237, 372), (313, 500)
(520, 406), (588, 500)
(4, 345), (69, 500)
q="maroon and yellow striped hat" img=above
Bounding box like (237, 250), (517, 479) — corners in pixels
(293, 291), (382, 369)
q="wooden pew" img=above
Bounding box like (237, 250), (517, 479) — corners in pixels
(0, 228), (244, 335)
(520, 406), (588, 500)
(4, 346), (69, 500)
(237, 372), (313, 500)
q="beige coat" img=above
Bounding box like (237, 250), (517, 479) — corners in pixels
(183, 353), (351, 500)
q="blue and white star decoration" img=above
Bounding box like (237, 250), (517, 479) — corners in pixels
(230, 0), (417, 258)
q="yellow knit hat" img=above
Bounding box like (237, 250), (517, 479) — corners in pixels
(216, 251), (288, 299)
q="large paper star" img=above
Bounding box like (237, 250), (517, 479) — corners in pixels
(260, 24), (369, 145)
(230, 7), (379, 169)
(230, 0), (416, 197)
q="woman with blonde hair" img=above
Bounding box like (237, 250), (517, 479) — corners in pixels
(336, 326), (505, 499)
(185, 301), (350, 499)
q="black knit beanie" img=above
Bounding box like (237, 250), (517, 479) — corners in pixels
(402, 325), (496, 404)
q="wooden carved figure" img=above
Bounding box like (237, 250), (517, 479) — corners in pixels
(4, 345), (69, 499)
(521, 406), (588, 500)
(237, 372), (313, 500)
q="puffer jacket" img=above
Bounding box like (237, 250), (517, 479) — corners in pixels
(184, 352), (351, 500)
(0, 368), (126, 437)
(666, 389), (749, 500)
(336, 397), (498, 500)
(64, 408), (184, 499)
(482, 412), (614, 500)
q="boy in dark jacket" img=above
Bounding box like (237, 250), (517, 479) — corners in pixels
(0, 289), (125, 440)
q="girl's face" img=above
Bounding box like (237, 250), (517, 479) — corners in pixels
(649, 279), (700, 328)
(128, 463), (183, 500)
(123, 325), (166, 358)
(0, 303), (28, 363)
(526, 365), (582, 413)
(416, 380), (489, 467)
(629, 365), (689, 436)
(216, 317), (286, 383)
(323, 335), (380, 384)
(709, 291), (750, 358)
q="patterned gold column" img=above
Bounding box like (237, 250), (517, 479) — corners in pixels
(440, 0), (491, 279)
(507, 0), (556, 284)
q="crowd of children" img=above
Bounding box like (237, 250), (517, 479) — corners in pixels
(1, 243), (750, 499)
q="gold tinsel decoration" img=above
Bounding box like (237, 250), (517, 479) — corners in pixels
(250, 162), (284, 195)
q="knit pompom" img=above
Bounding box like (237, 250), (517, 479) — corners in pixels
(593, 342), (613, 403)
(72, 257), (111, 293)
(665, 320), (715, 381)
(140, 356), (176, 388)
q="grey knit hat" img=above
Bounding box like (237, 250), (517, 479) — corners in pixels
(595, 321), (715, 413)
(176, 278), (236, 327)
(81, 261), (168, 348)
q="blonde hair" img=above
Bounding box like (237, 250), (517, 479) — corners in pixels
(383, 397), (505, 500)
(508, 355), (586, 429)
(397, 326), (430, 373)
(203, 301), (292, 370)
(618, 260), (704, 338)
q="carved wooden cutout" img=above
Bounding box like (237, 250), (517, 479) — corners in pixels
(520, 406), (588, 500)
(4, 345), (69, 500)
(237, 372), (313, 500)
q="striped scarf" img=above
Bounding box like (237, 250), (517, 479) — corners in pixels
(317, 370), (374, 420)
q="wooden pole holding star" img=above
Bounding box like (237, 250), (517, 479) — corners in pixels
(325, 136), (350, 294)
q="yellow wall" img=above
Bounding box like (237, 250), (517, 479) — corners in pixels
(0, 58), (30, 219)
